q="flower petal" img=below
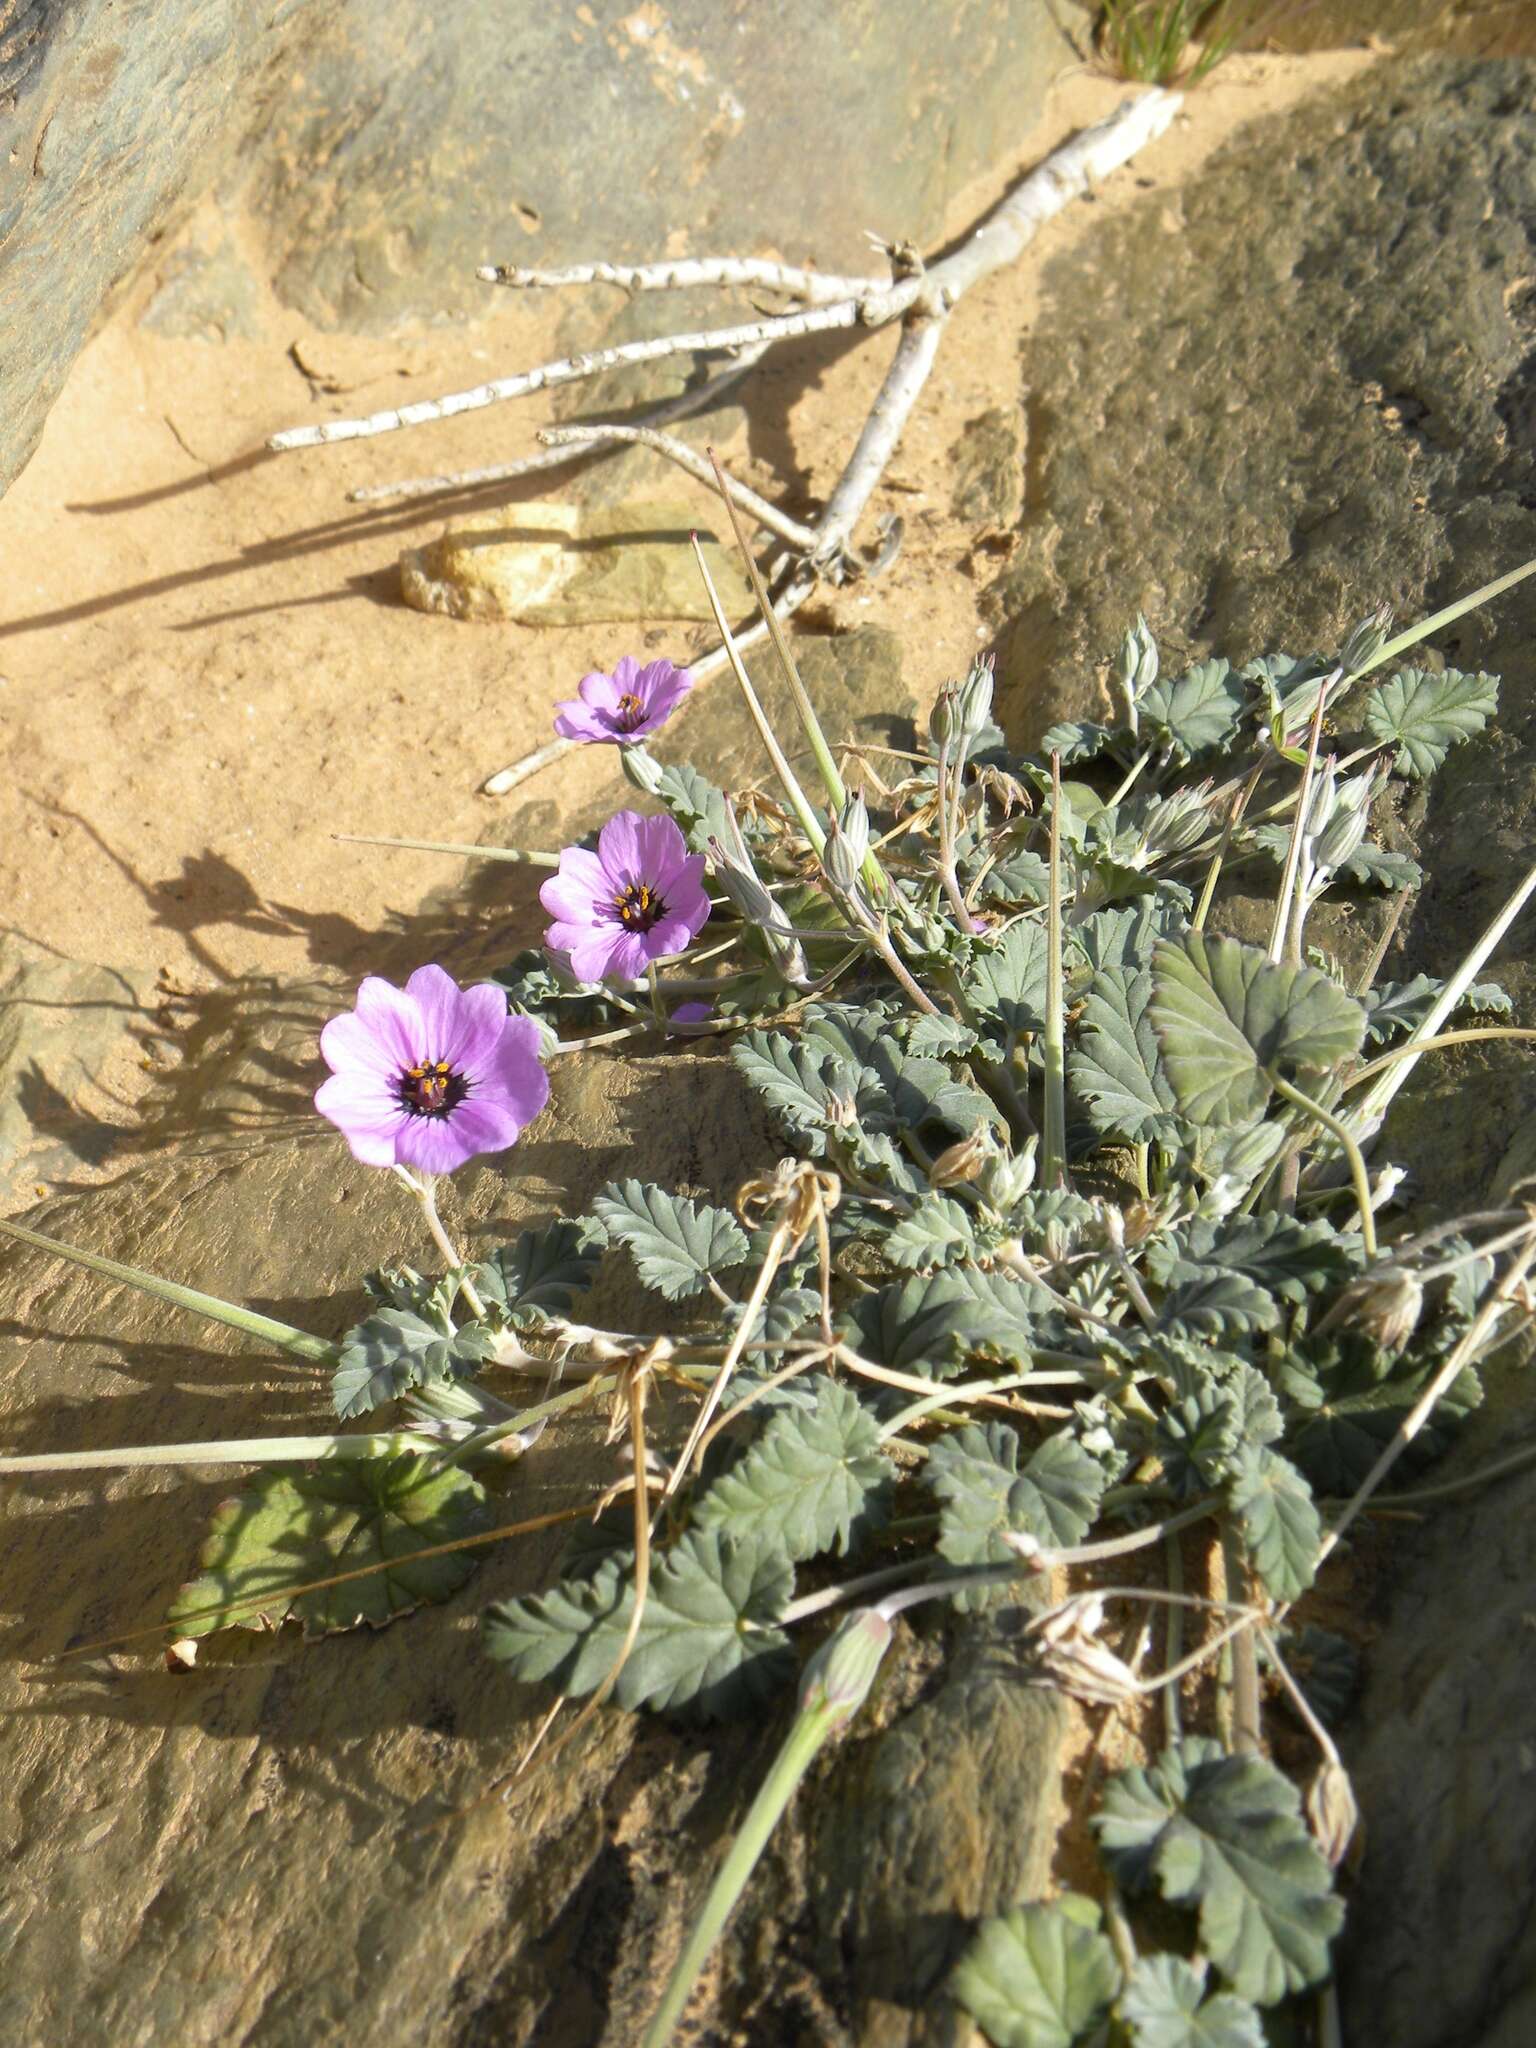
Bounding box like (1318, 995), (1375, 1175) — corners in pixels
(595, 809), (650, 886)
(610, 654), (641, 691)
(393, 1114), (482, 1175)
(471, 1014), (552, 1129)
(563, 927), (627, 982)
(319, 1008), (402, 1080)
(315, 1074), (408, 1165)
(554, 702), (616, 743)
(351, 975), (425, 1070)
(628, 811), (693, 890)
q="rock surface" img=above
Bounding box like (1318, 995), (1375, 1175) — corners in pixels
(0, 0), (1069, 494)
(982, 53), (1536, 2036)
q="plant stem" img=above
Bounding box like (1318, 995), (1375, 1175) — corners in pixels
(1267, 1072), (1378, 1257)
(392, 1169), (488, 1319)
(1042, 750), (1068, 1187)
(0, 1432), (428, 1475)
(332, 832), (560, 866)
(0, 1217), (338, 1364)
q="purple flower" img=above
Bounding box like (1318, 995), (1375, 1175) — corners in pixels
(553, 654), (693, 743)
(315, 964), (549, 1174)
(539, 811), (710, 982)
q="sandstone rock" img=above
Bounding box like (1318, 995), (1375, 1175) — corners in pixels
(949, 406), (1024, 532)
(1, 0), (1070, 495)
(398, 499), (753, 625)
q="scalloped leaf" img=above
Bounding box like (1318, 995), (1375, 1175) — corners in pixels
(1363, 972), (1512, 1044)
(733, 1032), (874, 1155)
(1364, 666), (1498, 777)
(1149, 933), (1366, 1126)
(691, 1375), (892, 1559)
(483, 1528), (795, 1719)
(592, 1180), (750, 1301)
(1157, 1267), (1282, 1341)
(1120, 1955), (1264, 2048)
(1038, 719), (1124, 766)
(884, 1194), (979, 1271)
(950, 1893), (1121, 2048)
(843, 1267), (1039, 1379)
(1144, 1213), (1359, 1305)
(966, 920), (1049, 1039)
(1139, 658), (1245, 762)
(926, 1421), (1105, 1570)
(471, 1220), (601, 1327)
(1094, 1737), (1343, 2004)
(1069, 961), (1183, 1145)
(1228, 1446), (1321, 1600)
(167, 1456), (494, 1639)
(622, 752), (735, 852)
(332, 1308), (498, 1421)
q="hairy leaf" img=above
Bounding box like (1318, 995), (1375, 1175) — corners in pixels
(1364, 665), (1498, 777)
(1069, 962), (1183, 1145)
(1364, 972), (1512, 1044)
(625, 753), (736, 852)
(592, 1180), (750, 1301)
(1156, 1383), (1241, 1498)
(332, 1309), (497, 1421)
(472, 1221), (601, 1327)
(1120, 1955), (1264, 2048)
(167, 1456), (494, 1638)
(906, 1012), (980, 1060)
(1145, 1213), (1358, 1305)
(950, 1894), (1120, 2048)
(1150, 933), (1366, 1125)
(1244, 821), (1421, 891)
(1139, 658), (1245, 761)
(1158, 1266), (1281, 1340)
(980, 846), (1051, 907)
(1229, 1446), (1321, 1601)
(1038, 719), (1124, 766)
(484, 1528), (794, 1720)
(1283, 1340), (1479, 1492)
(884, 1194), (978, 1271)
(843, 1267), (1038, 1378)
(966, 920), (1049, 1039)
(733, 1033), (871, 1154)
(1095, 1737), (1344, 2004)
(692, 1376), (892, 1559)
(926, 1421), (1105, 1570)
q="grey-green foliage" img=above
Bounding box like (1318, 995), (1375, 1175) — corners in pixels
(1363, 665), (1498, 776)
(950, 1894), (1121, 2048)
(925, 1421), (1106, 1566)
(691, 1375), (892, 1559)
(1095, 1737), (1344, 2004)
(592, 1180), (751, 1300)
(332, 1307), (498, 1421)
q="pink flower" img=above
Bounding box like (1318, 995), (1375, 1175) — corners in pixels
(539, 811), (710, 981)
(315, 965), (549, 1173)
(553, 654), (693, 743)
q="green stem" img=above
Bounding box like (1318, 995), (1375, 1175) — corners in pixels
(1042, 751), (1068, 1187)
(1162, 1531), (1184, 1743)
(643, 1611), (892, 2047)
(1106, 747), (1153, 806)
(1268, 1072), (1377, 1257)
(690, 537), (827, 856)
(0, 1432), (428, 1475)
(332, 832), (559, 866)
(0, 1217), (338, 1364)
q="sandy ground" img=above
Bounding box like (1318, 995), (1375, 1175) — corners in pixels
(0, 48), (1373, 1166)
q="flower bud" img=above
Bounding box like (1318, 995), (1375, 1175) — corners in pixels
(1140, 783), (1213, 860)
(707, 834), (781, 928)
(955, 656), (996, 743)
(1112, 614), (1158, 732)
(1340, 604), (1393, 677)
(1337, 1264), (1424, 1351)
(798, 1607), (893, 1721)
(1306, 1759), (1360, 1869)
(928, 686), (960, 752)
(980, 1137), (1037, 1209)
(619, 741), (665, 797)
(1311, 769), (1378, 875)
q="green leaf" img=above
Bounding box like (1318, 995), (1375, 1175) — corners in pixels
(1038, 719), (1124, 766)
(1145, 1214), (1359, 1305)
(950, 1894), (1120, 2048)
(332, 1308), (497, 1421)
(1283, 1339), (1479, 1492)
(1139, 658), (1245, 761)
(471, 1220), (601, 1327)
(884, 1194), (978, 1271)
(733, 1032), (872, 1155)
(484, 1529), (795, 1719)
(979, 846), (1051, 907)
(1156, 1381), (1242, 1498)
(1120, 1955), (1265, 2048)
(1095, 1737), (1344, 2004)
(1364, 665), (1499, 777)
(691, 1375), (892, 1559)
(1069, 962), (1183, 1146)
(1229, 1446), (1321, 1601)
(926, 1421), (1105, 1569)
(167, 1456), (494, 1638)
(1245, 821), (1420, 891)
(1273, 1623), (1359, 1729)
(844, 1267), (1038, 1378)
(906, 1013), (980, 1059)
(1364, 972), (1512, 1044)
(1157, 1267), (1282, 1341)
(592, 1180), (750, 1301)
(1150, 932), (1366, 1126)
(966, 920), (1049, 1039)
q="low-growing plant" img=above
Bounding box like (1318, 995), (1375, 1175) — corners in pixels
(6, 521), (1536, 2044)
(1096, 1), (1282, 85)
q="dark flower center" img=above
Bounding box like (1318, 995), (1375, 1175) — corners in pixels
(613, 691), (646, 732)
(614, 880), (665, 932)
(398, 1058), (469, 1118)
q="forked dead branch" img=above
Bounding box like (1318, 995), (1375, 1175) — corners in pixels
(266, 88), (1182, 793)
